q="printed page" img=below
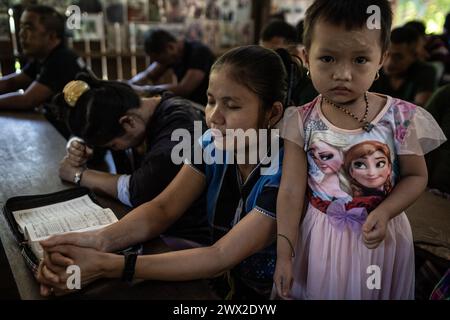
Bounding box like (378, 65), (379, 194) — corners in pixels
(24, 208), (118, 242)
(12, 195), (104, 234)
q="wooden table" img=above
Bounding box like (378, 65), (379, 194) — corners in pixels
(405, 190), (450, 262)
(0, 112), (218, 300)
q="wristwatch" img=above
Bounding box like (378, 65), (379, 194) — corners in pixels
(122, 251), (138, 283)
(73, 168), (85, 186)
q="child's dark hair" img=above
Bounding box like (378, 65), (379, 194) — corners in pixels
(52, 73), (141, 146)
(144, 29), (177, 55)
(25, 5), (66, 40)
(211, 45), (301, 111)
(303, 0), (393, 53)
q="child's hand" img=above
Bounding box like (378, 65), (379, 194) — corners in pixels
(362, 211), (389, 249)
(274, 256), (294, 299)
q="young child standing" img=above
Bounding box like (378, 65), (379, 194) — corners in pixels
(275, 0), (446, 299)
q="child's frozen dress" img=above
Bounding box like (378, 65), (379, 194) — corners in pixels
(281, 94), (447, 299)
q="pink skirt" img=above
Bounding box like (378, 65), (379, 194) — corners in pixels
(290, 205), (415, 300)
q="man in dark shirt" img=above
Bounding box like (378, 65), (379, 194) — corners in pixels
(128, 29), (215, 106)
(0, 5), (86, 110)
(371, 26), (437, 106)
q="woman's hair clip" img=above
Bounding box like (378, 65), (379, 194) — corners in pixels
(63, 80), (90, 107)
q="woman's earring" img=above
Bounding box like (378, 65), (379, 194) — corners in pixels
(306, 69), (310, 78)
(375, 70), (380, 81)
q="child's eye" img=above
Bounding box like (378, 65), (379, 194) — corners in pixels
(227, 105), (241, 110)
(355, 57), (368, 64)
(353, 161), (367, 169)
(207, 99), (216, 106)
(319, 56), (334, 63)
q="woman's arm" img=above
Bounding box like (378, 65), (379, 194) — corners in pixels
(81, 170), (121, 199)
(129, 62), (167, 85)
(59, 142), (119, 199)
(104, 209), (277, 281)
(59, 157), (121, 200)
(41, 208), (276, 292)
(42, 165), (206, 252)
(362, 154), (428, 248)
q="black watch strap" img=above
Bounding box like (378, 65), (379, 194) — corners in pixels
(121, 251), (138, 283)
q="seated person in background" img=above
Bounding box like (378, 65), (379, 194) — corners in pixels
(404, 20), (449, 83)
(259, 19), (298, 51)
(438, 13), (450, 75)
(54, 74), (210, 245)
(371, 26), (437, 106)
(259, 20), (318, 106)
(128, 29), (215, 106)
(0, 5), (87, 111)
(424, 84), (450, 195)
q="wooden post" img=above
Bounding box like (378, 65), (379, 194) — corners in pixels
(84, 38), (92, 69)
(252, 0), (271, 44)
(130, 22), (137, 77)
(8, 8), (20, 72)
(114, 22), (123, 80)
(67, 37), (74, 49)
(100, 31), (108, 79)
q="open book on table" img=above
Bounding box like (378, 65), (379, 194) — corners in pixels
(13, 195), (117, 260)
(3, 188), (131, 274)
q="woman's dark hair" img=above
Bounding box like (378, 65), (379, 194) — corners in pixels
(211, 45), (301, 111)
(303, 0), (393, 53)
(52, 73), (141, 146)
(274, 47), (304, 107)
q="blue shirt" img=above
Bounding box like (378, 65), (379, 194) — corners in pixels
(186, 130), (283, 293)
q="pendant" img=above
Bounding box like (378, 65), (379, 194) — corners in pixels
(363, 122), (374, 132)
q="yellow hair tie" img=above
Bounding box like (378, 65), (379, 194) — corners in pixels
(63, 80), (90, 107)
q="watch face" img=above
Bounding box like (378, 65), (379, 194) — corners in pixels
(73, 172), (81, 184)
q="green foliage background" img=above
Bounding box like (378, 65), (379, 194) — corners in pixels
(394, 0), (450, 34)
